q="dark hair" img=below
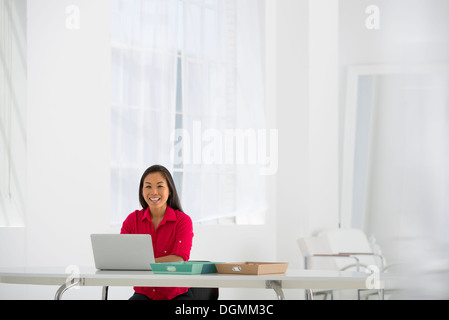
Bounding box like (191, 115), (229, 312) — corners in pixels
(138, 165), (183, 212)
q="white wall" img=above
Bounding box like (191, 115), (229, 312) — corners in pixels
(24, 0), (113, 299)
(26, 0), (112, 266)
(274, 0), (308, 273)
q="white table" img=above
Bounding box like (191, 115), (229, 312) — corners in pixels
(0, 267), (386, 300)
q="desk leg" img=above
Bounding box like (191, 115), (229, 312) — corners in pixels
(265, 280), (285, 300)
(379, 288), (384, 300)
(54, 277), (84, 300)
(102, 286), (109, 300)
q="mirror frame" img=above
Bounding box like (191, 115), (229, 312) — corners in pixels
(340, 63), (449, 229)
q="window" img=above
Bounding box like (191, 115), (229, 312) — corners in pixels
(0, 0), (26, 227)
(111, 0), (269, 225)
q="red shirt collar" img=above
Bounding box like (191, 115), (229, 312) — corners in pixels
(142, 205), (176, 223)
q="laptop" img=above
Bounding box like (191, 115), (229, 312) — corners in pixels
(91, 234), (155, 271)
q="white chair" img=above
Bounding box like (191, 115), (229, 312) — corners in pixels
(298, 228), (387, 299)
(317, 228), (385, 272)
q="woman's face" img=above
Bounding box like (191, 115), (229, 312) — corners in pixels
(142, 172), (170, 212)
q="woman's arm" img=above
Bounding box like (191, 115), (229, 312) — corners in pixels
(120, 211), (138, 234)
(171, 213), (194, 261)
(155, 255), (184, 263)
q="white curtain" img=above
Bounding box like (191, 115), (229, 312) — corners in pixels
(111, 0), (179, 224)
(111, 0), (266, 225)
(0, 0), (26, 227)
(0, 0), (13, 226)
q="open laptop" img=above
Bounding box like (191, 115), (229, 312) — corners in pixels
(91, 234), (155, 271)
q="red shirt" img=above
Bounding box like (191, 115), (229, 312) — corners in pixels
(120, 206), (194, 300)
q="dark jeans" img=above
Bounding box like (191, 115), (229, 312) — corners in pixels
(129, 289), (194, 301)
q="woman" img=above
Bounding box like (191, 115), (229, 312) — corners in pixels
(121, 165), (194, 300)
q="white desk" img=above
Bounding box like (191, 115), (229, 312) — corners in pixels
(0, 267), (386, 300)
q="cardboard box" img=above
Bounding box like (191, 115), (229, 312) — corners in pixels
(215, 262), (288, 275)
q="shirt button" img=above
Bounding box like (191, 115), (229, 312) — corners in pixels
(179, 241), (182, 243)
(164, 251), (167, 253)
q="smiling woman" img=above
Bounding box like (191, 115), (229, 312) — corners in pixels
(120, 164), (194, 300)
